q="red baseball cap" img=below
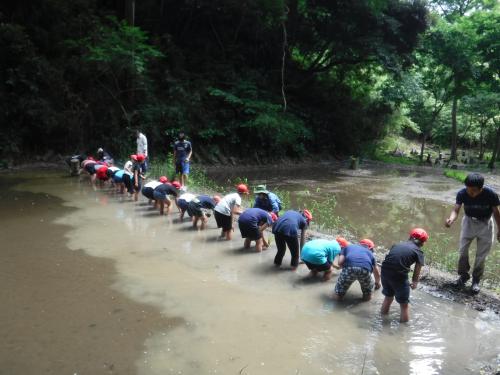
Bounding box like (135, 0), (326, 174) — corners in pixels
(269, 212), (278, 222)
(336, 236), (349, 248)
(409, 228), (429, 243)
(171, 181), (182, 189)
(359, 239), (375, 250)
(130, 154), (138, 161)
(136, 154), (145, 162)
(159, 176), (168, 183)
(302, 209), (313, 223)
(237, 184), (249, 194)
(96, 166), (108, 180)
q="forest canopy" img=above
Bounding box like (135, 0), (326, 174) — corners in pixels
(0, 0), (498, 164)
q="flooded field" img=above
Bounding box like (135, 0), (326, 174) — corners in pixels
(1, 169), (499, 374)
(206, 162), (500, 286)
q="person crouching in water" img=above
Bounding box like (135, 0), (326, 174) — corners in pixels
(301, 238), (342, 281)
(176, 190), (196, 221)
(272, 209), (312, 270)
(253, 184), (282, 216)
(333, 239), (381, 301)
(238, 208), (277, 252)
(187, 195), (221, 230)
(142, 176), (167, 204)
(380, 228), (428, 323)
(214, 184), (249, 240)
(153, 180), (181, 215)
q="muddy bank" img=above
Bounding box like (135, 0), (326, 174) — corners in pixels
(0, 176), (182, 375)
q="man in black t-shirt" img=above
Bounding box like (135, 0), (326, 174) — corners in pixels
(445, 173), (500, 294)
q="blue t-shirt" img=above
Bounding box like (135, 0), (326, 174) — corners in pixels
(341, 244), (376, 272)
(174, 140), (192, 161)
(239, 208), (272, 228)
(272, 210), (307, 237)
(456, 186), (500, 220)
(196, 195), (216, 209)
(301, 239), (341, 265)
(254, 192), (282, 214)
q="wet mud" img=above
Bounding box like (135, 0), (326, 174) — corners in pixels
(0, 175), (182, 375)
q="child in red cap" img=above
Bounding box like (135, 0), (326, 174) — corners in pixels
(213, 184), (249, 240)
(333, 239), (381, 301)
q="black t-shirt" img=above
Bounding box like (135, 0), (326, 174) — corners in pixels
(154, 184), (178, 197)
(456, 186), (500, 220)
(382, 241), (424, 275)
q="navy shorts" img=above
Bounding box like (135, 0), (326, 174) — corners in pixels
(304, 260), (332, 272)
(84, 163), (96, 175)
(238, 222), (261, 240)
(381, 268), (410, 304)
(177, 199), (189, 211)
(153, 190), (171, 202)
(142, 186), (155, 200)
(187, 201), (202, 217)
(214, 211), (232, 231)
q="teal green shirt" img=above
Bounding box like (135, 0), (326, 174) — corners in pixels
(301, 239), (341, 265)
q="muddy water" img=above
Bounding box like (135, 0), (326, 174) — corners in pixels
(207, 163), (500, 274)
(3, 170), (500, 374)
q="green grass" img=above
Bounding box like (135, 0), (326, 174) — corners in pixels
(443, 169), (467, 183)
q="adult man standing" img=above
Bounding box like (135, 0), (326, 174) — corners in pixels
(445, 173), (500, 293)
(136, 129), (148, 172)
(173, 131), (192, 187)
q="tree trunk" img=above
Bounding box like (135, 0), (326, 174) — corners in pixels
(419, 131), (426, 161)
(488, 126), (500, 169)
(479, 121), (484, 160)
(450, 96), (458, 160)
(125, 0), (135, 26)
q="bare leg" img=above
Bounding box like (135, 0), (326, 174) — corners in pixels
(400, 303), (410, 323)
(159, 201), (165, 215)
(362, 293), (372, 301)
(255, 238), (263, 252)
(225, 229), (232, 240)
(322, 268), (333, 281)
(244, 238), (251, 249)
(200, 216), (208, 230)
(381, 296), (394, 315)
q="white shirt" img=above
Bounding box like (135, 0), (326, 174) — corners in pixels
(214, 193), (242, 216)
(137, 132), (148, 157)
(178, 193), (196, 202)
(123, 160), (133, 176)
(144, 180), (162, 189)
(108, 166), (119, 173)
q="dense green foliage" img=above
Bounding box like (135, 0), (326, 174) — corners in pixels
(0, 0), (498, 165)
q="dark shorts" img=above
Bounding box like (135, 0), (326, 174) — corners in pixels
(239, 222), (261, 240)
(214, 211), (232, 231)
(153, 190), (171, 202)
(381, 268), (410, 304)
(187, 201), (202, 217)
(106, 169), (116, 179)
(142, 186), (155, 200)
(304, 260), (332, 272)
(84, 164), (96, 175)
(175, 161), (190, 175)
(177, 199), (189, 211)
(122, 174), (133, 194)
